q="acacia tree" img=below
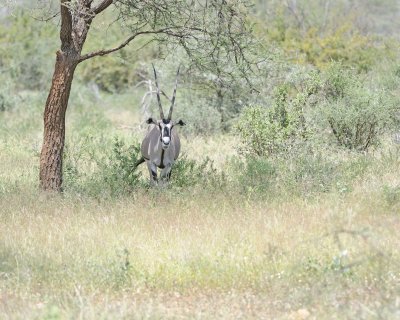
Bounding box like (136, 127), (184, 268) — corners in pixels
(39, 0), (253, 191)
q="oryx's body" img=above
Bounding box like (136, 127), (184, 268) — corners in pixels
(136, 65), (185, 185)
(140, 121), (181, 182)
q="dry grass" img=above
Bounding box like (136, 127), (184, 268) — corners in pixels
(0, 182), (399, 318)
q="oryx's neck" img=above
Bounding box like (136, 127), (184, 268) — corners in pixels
(159, 148), (166, 169)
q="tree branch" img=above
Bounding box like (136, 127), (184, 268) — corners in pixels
(78, 28), (177, 62)
(92, 0), (114, 15)
(32, 11), (60, 22)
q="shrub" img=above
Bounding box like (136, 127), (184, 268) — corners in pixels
(64, 137), (142, 196)
(102, 139), (142, 190)
(170, 155), (219, 188)
(236, 85), (309, 157)
(63, 133), (221, 196)
(282, 151), (341, 195)
(237, 63), (398, 155)
(321, 63), (398, 151)
(230, 147), (372, 198)
(232, 157), (277, 194)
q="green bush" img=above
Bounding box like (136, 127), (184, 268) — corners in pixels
(64, 137), (142, 196)
(257, 1), (395, 72)
(321, 63), (397, 151)
(237, 63), (398, 155)
(283, 152), (341, 194)
(231, 148), (372, 198)
(170, 155), (220, 188)
(232, 157), (277, 194)
(236, 85), (308, 157)
(102, 139), (142, 191)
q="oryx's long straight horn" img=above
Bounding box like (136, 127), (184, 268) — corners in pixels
(168, 65), (181, 120)
(152, 63), (165, 119)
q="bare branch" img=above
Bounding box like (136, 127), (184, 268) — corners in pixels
(78, 28), (177, 62)
(32, 11), (60, 22)
(92, 0), (114, 15)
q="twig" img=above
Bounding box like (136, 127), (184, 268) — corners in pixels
(78, 28), (178, 62)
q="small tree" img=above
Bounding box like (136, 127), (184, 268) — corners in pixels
(38, 0), (254, 191)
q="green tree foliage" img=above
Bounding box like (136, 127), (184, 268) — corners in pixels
(78, 9), (158, 93)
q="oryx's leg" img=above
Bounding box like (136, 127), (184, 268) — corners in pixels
(146, 161), (158, 185)
(159, 164), (172, 186)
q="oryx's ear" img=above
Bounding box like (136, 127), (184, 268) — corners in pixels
(176, 119), (186, 126)
(146, 117), (157, 125)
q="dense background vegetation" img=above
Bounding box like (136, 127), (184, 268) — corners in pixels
(0, 0), (399, 318)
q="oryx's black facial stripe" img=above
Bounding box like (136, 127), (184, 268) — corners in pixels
(163, 126), (170, 138)
(162, 119), (171, 124)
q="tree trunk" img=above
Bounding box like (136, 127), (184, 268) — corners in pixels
(38, 1), (114, 192)
(39, 50), (77, 192)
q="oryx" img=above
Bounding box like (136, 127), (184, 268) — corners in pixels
(135, 65), (185, 185)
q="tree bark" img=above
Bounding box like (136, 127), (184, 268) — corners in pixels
(39, 50), (78, 191)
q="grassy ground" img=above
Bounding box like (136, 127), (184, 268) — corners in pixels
(0, 90), (399, 319)
(0, 185), (399, 319)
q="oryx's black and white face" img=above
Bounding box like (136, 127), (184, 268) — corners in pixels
(160, 119), (172, 149)
(146, 118), (186, 150)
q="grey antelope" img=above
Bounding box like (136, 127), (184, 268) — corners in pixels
(135, 65), (185, 185)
